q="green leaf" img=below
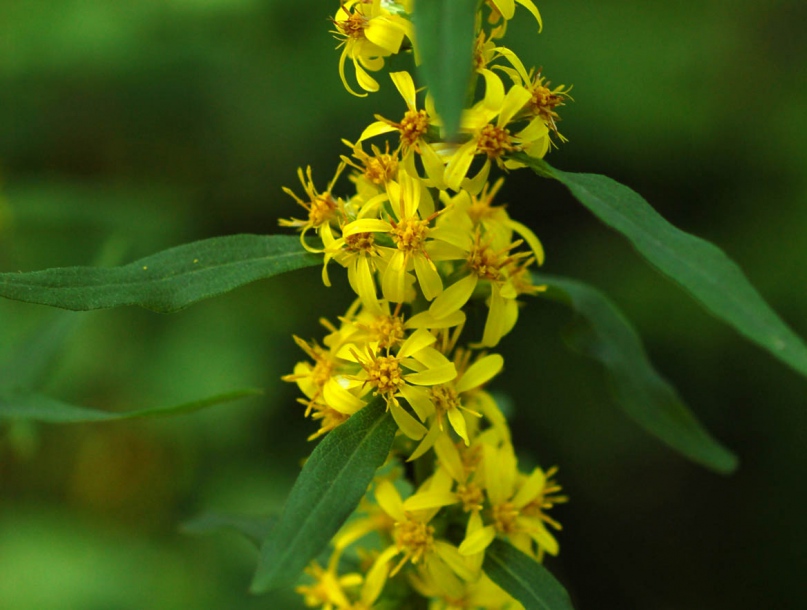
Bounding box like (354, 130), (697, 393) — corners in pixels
(535, 273), (738, 474)
(0, 313), (85, 391)
(251, 398), (397, 593)
(483, 538), (574, 610)
(524, 158), (807, 380)
(0, 234), (320, 312)
(412, 0), (478, 138)
(0, 388), (262, 423)
(182, 512), (276, 549)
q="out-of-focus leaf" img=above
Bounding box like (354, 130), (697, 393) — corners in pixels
(0, 388), (262, 423)
(412, 0), (478, 138)
(182, 512), (276, 549)
(535, 273), (738, 474)
(0, 234), (320, 312)
(524, 157), (807, 380)
(483, 538), (574, 610)
(0, 313), (84, 391)
(251, 399), (397, 593)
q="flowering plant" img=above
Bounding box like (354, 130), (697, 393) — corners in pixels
(2, 1), (806, 608)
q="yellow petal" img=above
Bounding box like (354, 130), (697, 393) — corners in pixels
(399, 327), (436, 359)
(434, 433), (465, 483)
(405, 363), (457, 386)
(359, 120), (397, 142)
(407, 422), (441, 462)
(519, 517), (560, 556)
(481, 286), (507, 348)
(406, 309), (466, 329)
(443, 140), (478, 191)
(490, 0), (515, 19)
(498, 84), (532, 127)
(429, 274), (478, 320)
(398, 383), (435, 421)
(479, 69), (505, 113)
(381, 250), (407, 303)
(505, 218), (545, 265)
(343, 218), (391, 236)
(375, 479), (406, 522)
(354, 55), (380, 93)
(365, 21), (405, 53)
(483, 443), (507, 505)
(458, 525), (496, 556)
(390, 401), (427, 440)
(456, 353), (504, 394)
(403, 491), (458, 512)
(361, 547), (392, 605)
(389, 70), (417, 109)
(413, 254), (443, 301)
(447, 405), (470, 445)
(512, 467), (546, 509)
(352, 256), (382, 314)
(322, 379), (366, 415)
(433, 541), (476, 582)
(516, 0), (543, 31)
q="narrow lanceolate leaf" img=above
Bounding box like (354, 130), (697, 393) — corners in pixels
(412, 0), (478, 138)
(251, 399), (397, 593)
(535, 273), (738, 474)
(0, 234), (319, 312)
(524, 157), (807, 380)
(483, 538), (574, 610)
(182, 512), (276, 549)
(0, 388), (262, 423)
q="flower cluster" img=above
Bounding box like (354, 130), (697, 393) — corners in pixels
(282, 1), (571, 607)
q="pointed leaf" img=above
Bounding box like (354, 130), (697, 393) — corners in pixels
(0, 388), (262, 423)
(535, 273), (738, 474)
(182, 512), (276, 549)
(0, 234), (320, 312)
(412, 0), (478, 138)
(524, 158), (807, 380)
(251, 398), (397, 593)
(483, 538), (574, 610)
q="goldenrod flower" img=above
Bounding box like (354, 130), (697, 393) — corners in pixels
(331, 0), (413, 96)
(279, 163), (347, 252)
(444, 71), (549, 191)
(409, 349), (504, 458)
(342, 172), (465, 303)
(458, 440), (564, 559)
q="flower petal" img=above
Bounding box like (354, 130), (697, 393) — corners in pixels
(458, 525), (496, 556)
(512, 467), (547, 509)
(390, 401), (427, 440)
(405, 363), (457, 386)
(456, 353), (504, 394)
(429, 274), (478, 320)
(375, 479), (406, 522)
(413, 254), (443, 301)
(399, 327), (436, 359)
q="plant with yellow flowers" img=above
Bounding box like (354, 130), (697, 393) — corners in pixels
(4, 1), (807, 609)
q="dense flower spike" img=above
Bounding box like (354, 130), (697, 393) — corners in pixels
(283, 2), (571, 607)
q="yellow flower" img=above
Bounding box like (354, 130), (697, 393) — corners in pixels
(408, 349), (504, 458)
(443, 71), (549, 191)
(279, 163), (347, 252)
(373, 473), (474, 581)
(458, 440), (564, 560)
(346, 327), (457, 440)
(358, 71), (446, 186)
(341, 171), (465, 303)
(331, 0), (413, 96)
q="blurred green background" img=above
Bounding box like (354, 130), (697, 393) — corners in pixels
(1, 0), (806, 608)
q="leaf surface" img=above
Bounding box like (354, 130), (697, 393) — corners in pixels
(251, 399), (397, 593)
(412, 0), (478, 138)
(483, 538), (574, 610)
(0, 389), (261, 423)
(535, 273), (738, 474)
(525, 158), (807, 380)
(0, 234), (319, 312)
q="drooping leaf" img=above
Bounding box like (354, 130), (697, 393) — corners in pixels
(251, 399), (397, 593)
(535, 273), (738, 474)
(412, 0), (478, 138)
(0, 388), (262, 423)
(524, 158), (807, 380)
(0, 234), (320, 313)
(182, 512), (276, 549)
(483, 538), (574, 610)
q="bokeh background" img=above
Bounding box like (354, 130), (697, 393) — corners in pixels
(1, 0), (806, 608)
